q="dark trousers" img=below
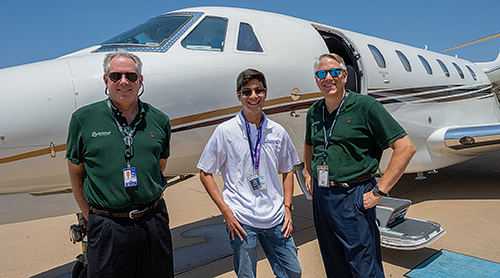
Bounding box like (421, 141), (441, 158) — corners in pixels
(87, 199), (174, 278)
(313, 177), (384, 278)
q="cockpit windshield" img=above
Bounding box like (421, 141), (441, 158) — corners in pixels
(96, 12), (203, 52)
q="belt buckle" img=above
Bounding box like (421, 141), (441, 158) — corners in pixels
(129, 209), (140, 220)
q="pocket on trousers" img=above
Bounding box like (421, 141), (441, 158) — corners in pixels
(354, 186), (368, 213)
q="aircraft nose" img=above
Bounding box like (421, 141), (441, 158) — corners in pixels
(0, 59), (76, 149)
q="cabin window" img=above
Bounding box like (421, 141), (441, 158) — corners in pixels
(182, 16), (228, 51)
(368, 44), (386, 68)
(436, 59), (450, 77)
(396, 50), (411, 72)
(237, 23), (263, 52)
(452, 62), (465, 79)
(466, 65), (478, 81)
(418, 55), (433, 75)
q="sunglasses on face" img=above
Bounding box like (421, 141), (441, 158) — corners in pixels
(239, 88), (266, 97)
(108, 72), (139, 83)
(315, 68), (344, 79)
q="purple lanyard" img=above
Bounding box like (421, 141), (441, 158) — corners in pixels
(244, 113), (264, 171)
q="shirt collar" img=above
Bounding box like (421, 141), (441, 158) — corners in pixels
(107, 98), (146, 126)
(322, 90), (353, 116)
(236, 110), (269, 130)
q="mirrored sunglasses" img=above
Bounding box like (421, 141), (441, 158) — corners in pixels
(108, 72), (139, 82)
(315, 68), (344, 79)
(240, 88), (266, 97)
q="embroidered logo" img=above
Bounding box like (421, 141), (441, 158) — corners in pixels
(92, 131), (112, 138)
(265, 139), (281, 145)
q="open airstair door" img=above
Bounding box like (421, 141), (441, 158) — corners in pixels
(294, 164), (446, 250)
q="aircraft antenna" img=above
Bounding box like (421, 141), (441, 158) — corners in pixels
(441, 32), (500, 52)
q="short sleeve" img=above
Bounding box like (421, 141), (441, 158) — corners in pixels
(278, 130), (300, 173)
(305, 109), (313, 146)
(65, 114), (84, 165)
(197, 126), (226, 175)
(367, 101), (406, 150)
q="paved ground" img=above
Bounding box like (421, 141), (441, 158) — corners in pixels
(1, 150), (499, 277)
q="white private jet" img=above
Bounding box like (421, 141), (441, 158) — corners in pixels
(1, 6), (499, 249)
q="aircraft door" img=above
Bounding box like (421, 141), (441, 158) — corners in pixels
(315, 28), (365, 94)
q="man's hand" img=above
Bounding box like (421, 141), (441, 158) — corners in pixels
(221, 207), (247, 241)
(281, 207), (294, 238)
(305, 175), (314, 196)
(363, 190), (383, 210)
(199, 170), (247, 241)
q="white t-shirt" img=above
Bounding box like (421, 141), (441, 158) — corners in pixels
(197, 111), (300, 228)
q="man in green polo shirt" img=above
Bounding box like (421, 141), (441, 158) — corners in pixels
(66, 49), (174, 277)
(304, 53), (416, 278)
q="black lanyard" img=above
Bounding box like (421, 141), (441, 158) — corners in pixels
(321, 93), (348, 163)
(107, 99), (136, 168)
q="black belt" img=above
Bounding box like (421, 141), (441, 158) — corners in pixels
(328, 174), (372, 188)
(90, 195), (163, 220)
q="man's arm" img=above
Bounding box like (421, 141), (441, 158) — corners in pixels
(281, 171), (294, 238)
(364, 135), (416, 209)
(159, 158), (168, 173)
(67, 160), (89, 219)
(303, 143), (314, 196)
(199, 170), (247, 241)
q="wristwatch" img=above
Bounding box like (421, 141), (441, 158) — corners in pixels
(373, 186), (388, 197)
(284, 203), (294, 211)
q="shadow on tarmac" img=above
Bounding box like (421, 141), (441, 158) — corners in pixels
(27, 150), (500, 277)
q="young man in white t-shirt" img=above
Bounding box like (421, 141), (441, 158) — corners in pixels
(197, 69), (302, 278)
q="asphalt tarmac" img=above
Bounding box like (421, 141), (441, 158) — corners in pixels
(1, 150), (499, 277)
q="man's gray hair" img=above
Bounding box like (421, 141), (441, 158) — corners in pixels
(103, 49), (143, 75)
(313, 53), (347, 73)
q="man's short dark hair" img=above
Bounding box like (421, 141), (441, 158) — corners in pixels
(236, 68), (267, 92)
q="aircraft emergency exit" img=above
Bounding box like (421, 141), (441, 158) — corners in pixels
(1, 6), (499, 249)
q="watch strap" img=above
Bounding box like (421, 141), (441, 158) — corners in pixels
(373, 185), (388, 197)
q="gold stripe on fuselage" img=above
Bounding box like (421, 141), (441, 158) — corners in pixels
(0, 86), (492, 164)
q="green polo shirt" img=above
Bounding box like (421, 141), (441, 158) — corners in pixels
(305, 91), (406, 182)
(66, 99), (171, 209)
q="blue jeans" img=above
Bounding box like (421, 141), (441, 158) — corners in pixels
(229, 222), (302, 278)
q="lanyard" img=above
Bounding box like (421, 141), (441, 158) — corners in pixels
(107, 99), (137, 167)
(243, 112), (264, 172)
(322, 93), (348, 163)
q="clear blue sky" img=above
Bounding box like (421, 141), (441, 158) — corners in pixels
(1, 0), (498, 69)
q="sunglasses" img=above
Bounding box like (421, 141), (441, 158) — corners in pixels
(240, 88), (266, 97)
(108, 72), (139, 83)
(315, 68), (344, 79)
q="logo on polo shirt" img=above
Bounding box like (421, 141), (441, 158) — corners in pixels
(92, 131), (112, 138)
(265, 139), (281, 145)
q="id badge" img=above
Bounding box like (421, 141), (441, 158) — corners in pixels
(317, 164), (329, 188)
(247, 171), (262, 191)
(123, 167), (138, 187)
